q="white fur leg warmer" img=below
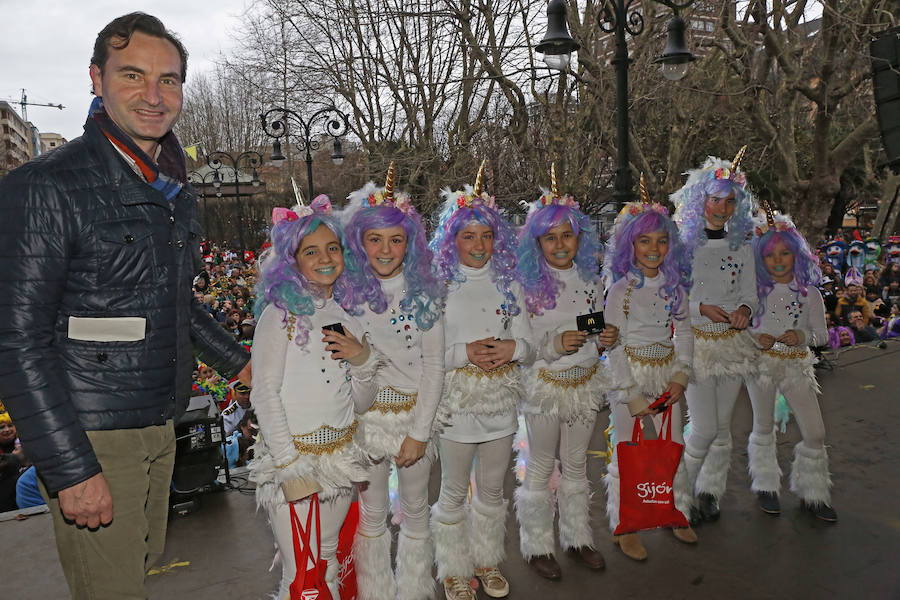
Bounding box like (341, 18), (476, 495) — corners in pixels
(604, 460), (621, 533)
(682, 447), (704, 501)
(395, 532), (435, 600)
(747, 430), (782, 493)
(352, 529), (395, 600)
(469, 498), (509, 568)
(696, 439), (732, 499)
(557, 478), (594, 550)
(790, 442), (833, 506)
(514, 486), (556, 559)
(672, 459), (693, 521)
(431, 503), (473, 581)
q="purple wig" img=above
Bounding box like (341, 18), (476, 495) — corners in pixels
(607, 209), (691, 317)
(828, 326), (855, 349)
(516, 204), (602, 315)
(253, 212), (359, 347)
(342, 204), (444, 330)
(753, 224), (821, 324)
(429, 190), (521, 316)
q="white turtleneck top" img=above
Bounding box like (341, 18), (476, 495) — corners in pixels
(751, 282), (827, 347)
(529, 265), (605, 368)
(441, 262), (535, 443)
(251, 299), (376, 470)
(357, 273), (445, 442)
(688, 237), (758, 324)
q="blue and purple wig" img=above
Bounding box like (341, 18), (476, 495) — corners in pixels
(341, 182), (444, 330)
(752, 215), (821, 323)
(253, 198), (360, 347)
(671, 155), (756, 260)
(516, 196), (602, 315)
(429, 187), (521, 316)
(606, 204), (691, 317)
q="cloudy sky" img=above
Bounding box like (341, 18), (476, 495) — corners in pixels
(0, 1), (252, 141)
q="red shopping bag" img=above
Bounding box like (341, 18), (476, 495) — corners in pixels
(335, 501), (359, 600)
(289, 494), (334, 600)
(614, 406), (689, 535)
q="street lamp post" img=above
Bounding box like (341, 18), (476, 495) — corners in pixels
(260, 106), (350, 202)
(187, 169), (218, 237)
(207, 151), (262, 252)
(535, 0), (697, 209)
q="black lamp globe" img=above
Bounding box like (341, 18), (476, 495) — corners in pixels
(654, 14), (697, 81)
(536, 0), (580, 71)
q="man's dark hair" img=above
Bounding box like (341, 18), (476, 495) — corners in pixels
(91, 12), (188, 83)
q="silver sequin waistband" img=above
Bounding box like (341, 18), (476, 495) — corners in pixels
(370, 386), (417, 414)
(762, 341), (809, 360)
(292, 421), (358, 456)
(537, 362), (599, 388)
(624, 343), (675, 366)
(692, 321), (740, 340)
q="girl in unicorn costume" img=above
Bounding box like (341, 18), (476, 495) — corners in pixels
(604, 176), (697, 560)
(671, 147), (759, 523)
(745, 203), (837, 522)
(428, 164), (535, 600)
(513, 165), (616, 579)
(341, 162), (446, 600)
(248, 196), (381, 599)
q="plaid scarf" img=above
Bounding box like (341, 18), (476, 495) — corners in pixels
(89, 97), (186, 204)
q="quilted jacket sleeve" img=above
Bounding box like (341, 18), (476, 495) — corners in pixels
(190, 298), (251, 379)
(0, 166), (101, 494)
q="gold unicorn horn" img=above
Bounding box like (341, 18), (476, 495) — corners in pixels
(762, 199), (776, 229)
(639, 173), (650, 205)
(384, 160), (395, 202)
(473, 159), (486, 196)
(550, 163), (559, 198)
(731, 145), (747, 172)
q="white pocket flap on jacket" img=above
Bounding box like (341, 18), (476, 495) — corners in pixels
(67, 316), (147, 342)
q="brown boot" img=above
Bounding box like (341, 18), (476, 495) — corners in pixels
(566, 546), (605, 570)
(672, 526), (698, 544)
(526, 554), (562, 580)
(613, 533), (647, 561)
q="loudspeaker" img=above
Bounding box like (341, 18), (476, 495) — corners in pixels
(871, 26), (900, 172)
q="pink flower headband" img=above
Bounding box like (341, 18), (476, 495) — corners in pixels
(708, 145), (747, 186)
(271, 194), (333, 224)
(754, 199), (793, 236)
(364, 160), (415, 213)
(453, 159), (497, 210)
(538, 163), (579, 209)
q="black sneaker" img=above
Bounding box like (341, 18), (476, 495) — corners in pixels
(697, 492), (720, 522)
(689, 505), (703, 526)
(802, 501), (838, 522)
(756, 491), (781, 515)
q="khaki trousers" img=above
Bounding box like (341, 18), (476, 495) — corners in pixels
(39, 421), (175, 600)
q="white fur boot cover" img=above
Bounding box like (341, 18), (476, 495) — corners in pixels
(395, 532), (435, 600)
(514, 486), (556, 559)
(431, 503), (473, 581)
(604, 459), (621, 533)
(352, 529), (395, 600)
(469, 498), (509, 568)
(672, 459), (693, 521)
(790, 442), (832, 506)
(747, 429), (782, 493)
(696, 438), (732, 499)
(682, 447), (704, 501)
(557, 478), (594, 550)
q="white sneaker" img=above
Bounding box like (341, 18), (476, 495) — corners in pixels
(443, 576), (476, 600)
(475, 566), (510, 598)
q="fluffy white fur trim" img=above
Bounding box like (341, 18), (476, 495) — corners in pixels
(521, 362), (609, 422)
(435, 367), (522, 427)
(352, 529), (396, 600)
(672, 460), (692, 521)
(557, 478), (595, 550)
(756, 351), (820, 394)
(747, 430), (782, 493)
(469, 498), (509, 567)
(681, 447), (704, 503)
(604, 460), (621, 533)
(396, 532), (435, 600)
(790, 442), (832, 505)
(695, 439), (732, 499)
(693, 330), (759, 380)
(514, 486), (556, 559)
(628, 359), (692, 399)
(250, 433), (370, 513)
(357, 407), (416, 460)
(431, 503), (473, 581)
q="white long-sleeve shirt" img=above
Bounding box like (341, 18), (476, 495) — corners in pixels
(688, 238), (758, 324)
(356, 273), (445, 442)
(529, 265), (604, 368)
(751, 282), (828, 347)
(441, 262), (535, 442)
(250, 300), (376, 470)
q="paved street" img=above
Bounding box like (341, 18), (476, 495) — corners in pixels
(4, 341), (899, 599)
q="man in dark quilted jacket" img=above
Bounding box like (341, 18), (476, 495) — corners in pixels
(0, 13), (251, 599)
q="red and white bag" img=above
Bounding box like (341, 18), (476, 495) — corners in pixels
(289, 494), (333, 600)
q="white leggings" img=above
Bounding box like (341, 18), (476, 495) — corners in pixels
(437, 435), (513, 519)
(746, 378), (825, 449)
(522, 414), (595, 490)
(358, 452), (434, 538)
(267, 493), (351, 599)
(683, 374), (742, 454)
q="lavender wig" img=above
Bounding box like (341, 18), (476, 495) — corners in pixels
(516, 203), (602, 315)
(828, 326), (855, 349)
(342, 202), (444, 330)
(429, 189), (521, 316)
(671, 157), (756, 260)
(753, 224), (821, 323)
(607, 209), (691, 317)
(253, 213), (359, 347)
